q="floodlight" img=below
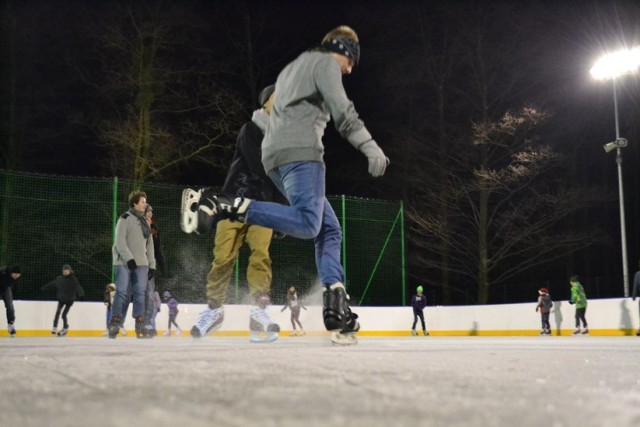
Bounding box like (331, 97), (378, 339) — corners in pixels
(603, 138), (628, 153)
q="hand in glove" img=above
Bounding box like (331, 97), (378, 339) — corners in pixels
(148, 269), (156, 280)
(127, 259), (137, 270)
(359, 140), (389, 177)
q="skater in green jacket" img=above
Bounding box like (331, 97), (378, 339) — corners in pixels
(569, 275), (588, 335)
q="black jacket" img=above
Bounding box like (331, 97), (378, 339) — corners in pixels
(222, 121), (287, 204)
(150, 222), (165, 271)
(0, 266), (20, 292)
(41, 275), (85, 302)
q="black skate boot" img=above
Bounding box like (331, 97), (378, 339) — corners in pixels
(323, 283), (360, 346)
(135, 316), (148, 339)
(108, 316), (121, 339)
(181, 188), (217, 234)
(213, 193), (252, 222)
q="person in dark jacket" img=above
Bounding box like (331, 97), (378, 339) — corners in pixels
(143, 204), (165, 337)
(535, 287), (553, 335)
(631, 260), (640, 336)
(411, 285), (429, 336)
(184, 85), (286, 343)
(41, 264), (85, 336)
(0, 265), (21, 337)
(103, 283), (116, 336)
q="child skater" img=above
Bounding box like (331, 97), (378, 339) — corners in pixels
(162, 291), (182, 336)
(411, 285), (429, 336)
(281, 286), (307, 336)
(103, 283), (116, 336)
(41, 264), (85, 336)
(535, 287), (553, 335)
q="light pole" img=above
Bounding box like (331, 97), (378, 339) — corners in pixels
(590, 47), (640, 297)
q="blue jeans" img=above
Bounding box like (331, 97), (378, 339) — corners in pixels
(112, 265), (148, 320)
(245, 161), (344, 286)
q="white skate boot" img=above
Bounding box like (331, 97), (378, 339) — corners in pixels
(249, 306), (280, 343)
(190, 306), (224, 338)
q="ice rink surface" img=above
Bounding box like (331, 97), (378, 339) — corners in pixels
(2, 336), (639, 427)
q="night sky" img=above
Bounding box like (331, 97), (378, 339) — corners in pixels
(2, 0), (640, 303)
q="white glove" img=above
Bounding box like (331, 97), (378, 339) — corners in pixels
(359, 140), (389, 177)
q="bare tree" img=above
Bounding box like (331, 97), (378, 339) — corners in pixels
(407, 107), (609, 304)
(81, 1), (244, 183)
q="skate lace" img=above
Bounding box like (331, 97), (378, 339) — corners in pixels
(250, 307), (273, 326)
(196, 307), (223, 329)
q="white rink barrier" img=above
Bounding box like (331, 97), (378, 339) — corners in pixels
(1, 297), (638, 337)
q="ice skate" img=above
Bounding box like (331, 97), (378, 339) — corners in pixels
(190, 306), (224, 338)
(181, 188), (215, 234)
(8, 324), (16, 337)
(120, 327), (127, 336)
(175, 329), (182, 336)
(299, 330), (305, 336)
(57, 328), (68, 337)
(323, 283), (359, 346)
(581, 328), (589, 335)
(540, 329), (546, 335)
(108, 316), (121, 339)
(51, 328), (57, 336)
(411, 329), (417, 336)
(249, 306), (280, 343)
(330, 331), (358, 346)
(423, 330), (429, 336)
(163, 330), (172, 337)
(135, 316), (147, 339)
(289, 331), (298, 337)
(572, 328), (581, 335)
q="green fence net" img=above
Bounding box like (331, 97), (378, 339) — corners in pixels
(0, 170), (405, 306)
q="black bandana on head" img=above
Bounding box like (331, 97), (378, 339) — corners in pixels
(321, 37), (360, 65)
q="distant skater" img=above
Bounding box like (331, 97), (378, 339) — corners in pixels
(411, 285), (429, 336)
(569, 275), (588, 335)
(163, 291), (182, 336)
(535, 287), (553, 335)
(282, 286), (306, 336)
(41, 264), (85, 336)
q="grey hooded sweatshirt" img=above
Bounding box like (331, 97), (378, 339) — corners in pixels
(262, 50), (373, 173)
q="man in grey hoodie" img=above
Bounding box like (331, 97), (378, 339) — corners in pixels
(110, 190), (156, 339)
(181, 26), (388, 345)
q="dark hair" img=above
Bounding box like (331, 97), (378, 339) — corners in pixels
(128, 191), (147, 207)
(570, 275), (580, 283)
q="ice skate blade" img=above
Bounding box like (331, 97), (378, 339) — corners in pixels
(250, 331), (279, 343)
(330, 331), (358, 346)
(180, 188), (201, 234)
